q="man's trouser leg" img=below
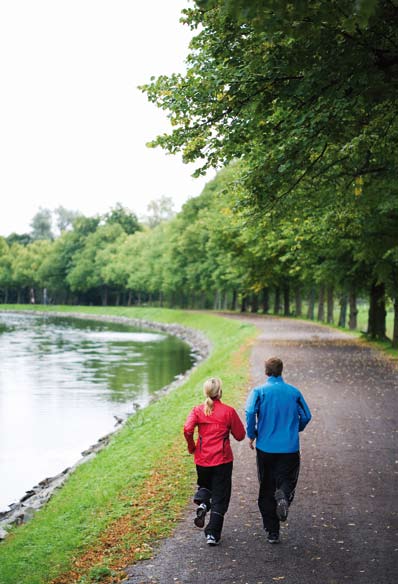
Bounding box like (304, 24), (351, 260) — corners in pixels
(196, 462), (233, 541)
(274, 451), (300, 505)
(256, 450), (279, 533)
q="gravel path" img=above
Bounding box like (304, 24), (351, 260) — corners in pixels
(124, 315), (398, 584)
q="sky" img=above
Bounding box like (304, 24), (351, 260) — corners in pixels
(0, 0), (214, 236)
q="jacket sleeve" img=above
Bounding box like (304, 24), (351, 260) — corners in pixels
(183, 407), (198, 454)
(230, 409), (246, 441)
(245, 388), (259, 440)
(297, 393), (312, 431)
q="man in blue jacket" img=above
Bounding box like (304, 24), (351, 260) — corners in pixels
(246, 356), (312, 544)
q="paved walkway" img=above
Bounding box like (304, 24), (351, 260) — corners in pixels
(125, 316), (398, 584)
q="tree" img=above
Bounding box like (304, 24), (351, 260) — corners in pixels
(104, 203), (141, 235)
(145, 196), (176, 228)
(54, 206), (81, 234)
(30, 207), (53, 241)
(67, 223), (125, 305)
(0, 237), (12, 302)
(11, 240), (52, 303)
(142, 1), (397, 204)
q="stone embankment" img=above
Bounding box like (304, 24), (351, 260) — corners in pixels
(0, 311), (211, 541)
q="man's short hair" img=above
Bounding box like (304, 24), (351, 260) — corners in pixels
(265, 357), (283, 377)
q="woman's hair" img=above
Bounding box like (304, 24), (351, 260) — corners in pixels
(203, 377), (222, 416)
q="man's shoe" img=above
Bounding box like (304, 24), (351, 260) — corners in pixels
(206, 534), (219, 546)
(275, 489), (289, 522)
(267, 532), (280, 544)
(194, 503), (207, 528)
(276, 497), (289, 522)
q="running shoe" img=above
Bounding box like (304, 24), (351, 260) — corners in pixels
(194, 503), (207, 528)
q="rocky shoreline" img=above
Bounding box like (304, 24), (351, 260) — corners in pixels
(0, 310), (211, 541)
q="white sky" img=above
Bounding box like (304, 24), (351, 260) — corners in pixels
(0, 0), (214, 236)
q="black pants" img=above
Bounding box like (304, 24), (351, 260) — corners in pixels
(256, 449), (300, 534)
(194, 461), (233, 540)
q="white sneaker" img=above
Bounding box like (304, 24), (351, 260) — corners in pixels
(206, 534), (219, 546)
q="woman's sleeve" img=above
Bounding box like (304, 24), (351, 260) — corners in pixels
(230, 408), (246, 441)
(183, 407), (198, 453)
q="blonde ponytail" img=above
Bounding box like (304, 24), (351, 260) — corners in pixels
(203, 377), (222, 416)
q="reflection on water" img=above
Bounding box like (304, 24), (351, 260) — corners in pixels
(0, 312), (194, 511)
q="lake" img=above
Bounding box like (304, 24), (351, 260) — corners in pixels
(0, 312), (194, 511)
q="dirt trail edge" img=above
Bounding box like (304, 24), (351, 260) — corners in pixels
(124, 315), (398, 584)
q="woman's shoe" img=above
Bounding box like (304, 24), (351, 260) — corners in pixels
(194, 503), (207, 528)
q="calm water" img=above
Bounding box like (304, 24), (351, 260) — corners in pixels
(0, 312), (194, 511)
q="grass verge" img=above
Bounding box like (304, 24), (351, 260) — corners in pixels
(0, 306), (257, 584)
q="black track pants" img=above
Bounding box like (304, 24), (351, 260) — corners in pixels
(194, 461), (233, 540)
(256, 449), (300, 534)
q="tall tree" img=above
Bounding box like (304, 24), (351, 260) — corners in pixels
(145, 196), (176, 228)
(54, 206), (81, 234)
(30, 208), (53, 241)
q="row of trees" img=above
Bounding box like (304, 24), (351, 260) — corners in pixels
(139, 0), (398, 345)
(0, 164), (397, 345)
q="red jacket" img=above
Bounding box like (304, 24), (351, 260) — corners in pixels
(183, 399), (246, 467)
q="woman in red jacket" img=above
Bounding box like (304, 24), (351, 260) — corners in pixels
(183, 377), (245, 545)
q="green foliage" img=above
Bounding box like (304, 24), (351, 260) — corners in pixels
(104, 203), (141, 235)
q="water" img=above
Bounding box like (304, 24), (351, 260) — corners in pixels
(0, 312), (194, 511)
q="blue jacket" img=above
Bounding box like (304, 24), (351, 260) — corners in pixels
(245, 376), (312, 454)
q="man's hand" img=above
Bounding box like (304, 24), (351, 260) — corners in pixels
(248, 438), (255, 450)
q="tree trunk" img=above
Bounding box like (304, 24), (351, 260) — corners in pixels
(251, 293), (259, 313)
(338, 295), (348, 328)
(115, 292), (120, 306)
(317, 286), (325, 321)
(283, 285), (290, 316)
(295, 288), (302, 317)
(29, 287), (35, 304)
(240, 294), (247, 313)
(307, 288), (315, 320)
(261, 287), (269, 314)
(101, 286), (108, 306)
(223, 291), (228, 310)
(274, 288), (281, 315)
(17, 289), (22, 304)
(367, 282), (387, 339)
(327, 286), (334, 323)
(348, 289), (358, 330)
(4, 287), (8, 303)
(231, 290), (237, 311)
(393, 297), (398, 349)
(214, 290), (221, 310)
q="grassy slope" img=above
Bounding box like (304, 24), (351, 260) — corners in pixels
(0, 306), (256, 584)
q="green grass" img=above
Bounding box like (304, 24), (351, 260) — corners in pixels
(0, 306), (257, 584)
